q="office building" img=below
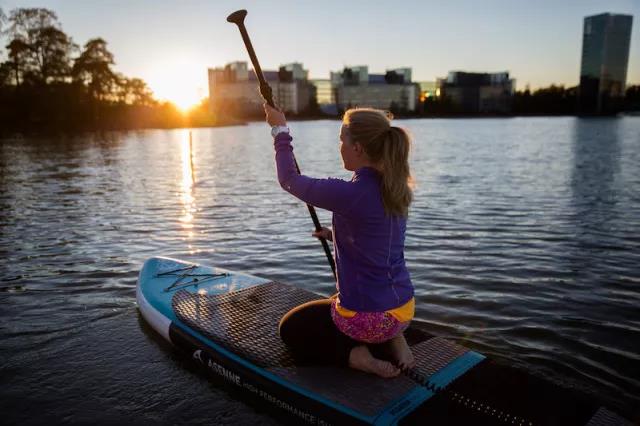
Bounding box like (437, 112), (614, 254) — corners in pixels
(579, 13), (633, 114)
(310, 79), (338, 115)
(208, 61), (316, 117)
(437, 71), (515, 113)
(330, 66), (420, 113)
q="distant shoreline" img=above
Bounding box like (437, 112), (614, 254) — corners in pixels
(3, 112), (639, 138)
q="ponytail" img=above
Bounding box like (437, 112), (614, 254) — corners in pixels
(343, 108), (414, 217)
(379, 126), (414, 216)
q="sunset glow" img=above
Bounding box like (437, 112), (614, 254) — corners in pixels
(180, 131), (196, 228)
(145, 58), (206, 111)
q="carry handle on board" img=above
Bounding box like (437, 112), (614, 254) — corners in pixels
(227, 9), (337, 280)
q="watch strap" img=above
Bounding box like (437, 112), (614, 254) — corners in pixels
(271, 125), (290, 137)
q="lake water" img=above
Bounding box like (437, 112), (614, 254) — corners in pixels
(1, 117), (639, 423)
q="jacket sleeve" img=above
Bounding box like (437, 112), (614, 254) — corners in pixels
(274, 133), (361, 216)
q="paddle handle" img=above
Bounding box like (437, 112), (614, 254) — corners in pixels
(235, 24), (275, 107)
(227, 10), (336, 280)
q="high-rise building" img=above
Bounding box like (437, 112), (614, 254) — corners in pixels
(579, 13), (633, 114)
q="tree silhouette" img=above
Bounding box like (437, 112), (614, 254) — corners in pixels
(7, 8), (59, 39)
(72, 38), (118, 101)
(117, 75), (154, 106)
(2, 8), (75, 85)
(5, 38), (30, 85)
(32, 26), (76, 83)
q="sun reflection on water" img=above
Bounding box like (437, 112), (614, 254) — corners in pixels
(180, 131), (196, 230)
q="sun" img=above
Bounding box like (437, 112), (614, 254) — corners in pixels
(145, 58), (206, 111)
(163, 87), (202, 111)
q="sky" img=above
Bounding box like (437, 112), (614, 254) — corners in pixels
(1, 0), (639, 108)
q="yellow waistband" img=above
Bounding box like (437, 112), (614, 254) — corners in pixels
(334, 297), (415, 323)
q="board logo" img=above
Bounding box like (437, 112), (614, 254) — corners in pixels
(190, 348), (327, 424)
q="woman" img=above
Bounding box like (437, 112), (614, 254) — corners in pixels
(266, 104), (415, 378)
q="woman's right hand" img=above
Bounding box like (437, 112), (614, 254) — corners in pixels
(312, 227), (333, 242)
(264, 103), (287, 127)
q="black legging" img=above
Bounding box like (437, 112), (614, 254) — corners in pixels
(278, 298), (394, 367)
(278, 298), (359, 366)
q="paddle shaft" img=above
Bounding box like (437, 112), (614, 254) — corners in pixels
(227, 10), (337, 280)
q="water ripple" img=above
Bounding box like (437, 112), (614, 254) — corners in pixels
(1, 118), (639, 421)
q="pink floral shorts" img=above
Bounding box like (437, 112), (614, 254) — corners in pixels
(330, 299), (410, 344)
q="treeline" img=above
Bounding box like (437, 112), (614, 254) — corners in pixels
(513, 84), (640, 115)
(421, 84), (640, 116)
(0, 7), (220, 134)
(512, 85), (579, 115)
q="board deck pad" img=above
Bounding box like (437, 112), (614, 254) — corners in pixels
(173, 282), (320, 367)
(172, 281), (472, 417)
(138, 257), (632, 425)
(268, 337), (470, 417)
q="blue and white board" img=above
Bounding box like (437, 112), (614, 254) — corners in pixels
(137, 256), (269, 343)
(137, 257), (629, 426)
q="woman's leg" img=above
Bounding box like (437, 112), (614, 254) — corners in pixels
(279, 299), (404, 378)
(279, 299), (358, 366)
(329, 302), (414, 375)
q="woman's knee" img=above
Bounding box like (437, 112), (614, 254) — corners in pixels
(278, 299), (332, 343)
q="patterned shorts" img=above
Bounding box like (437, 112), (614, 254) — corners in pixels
(330, 299), (410, 344)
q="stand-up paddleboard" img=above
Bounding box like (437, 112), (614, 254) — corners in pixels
(137, 257), (630, 425)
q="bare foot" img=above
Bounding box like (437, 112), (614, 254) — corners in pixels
(348, 345), (400, 378)
(389, 334), (416, 369)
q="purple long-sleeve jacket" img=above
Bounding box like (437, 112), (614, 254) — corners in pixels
(274, 133), (413, 312)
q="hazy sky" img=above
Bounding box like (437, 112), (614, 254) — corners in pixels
(1, 0), (638, 107)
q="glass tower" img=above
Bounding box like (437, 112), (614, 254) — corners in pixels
(579, 13), (633, 114)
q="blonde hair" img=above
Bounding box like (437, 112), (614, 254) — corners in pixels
(343, 107), (414, 217)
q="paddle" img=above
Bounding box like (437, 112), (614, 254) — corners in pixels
(227, 9), (337, 280)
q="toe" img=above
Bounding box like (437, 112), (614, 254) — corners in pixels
(380, 361), (400, 378)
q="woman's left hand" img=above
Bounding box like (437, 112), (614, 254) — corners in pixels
(264, 103), (287, 127)
(312, 227), (333, 242)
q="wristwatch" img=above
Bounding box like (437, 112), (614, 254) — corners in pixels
(271, 125), (290, 138)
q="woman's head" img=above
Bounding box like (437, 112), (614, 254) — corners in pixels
(341, 107), (414, 217)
